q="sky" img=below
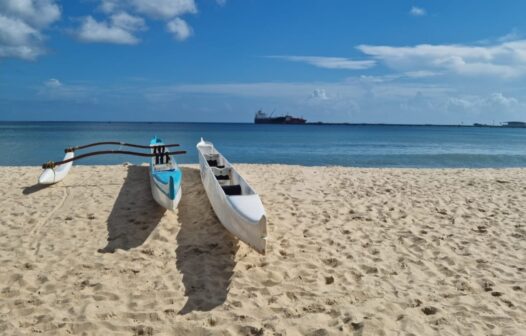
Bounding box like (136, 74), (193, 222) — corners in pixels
(1, 0), (526, 124)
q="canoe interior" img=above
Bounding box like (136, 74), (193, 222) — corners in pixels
(199, 147), (256, 197)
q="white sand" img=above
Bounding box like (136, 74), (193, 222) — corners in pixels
(0, 164), (524, 335)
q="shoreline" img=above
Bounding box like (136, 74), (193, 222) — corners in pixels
(1, 164), (524, 335)
(5, 163), (526, 169)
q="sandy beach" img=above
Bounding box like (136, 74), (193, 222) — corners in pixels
(0, 164), (524, 335)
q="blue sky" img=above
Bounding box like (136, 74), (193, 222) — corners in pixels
(2, 0), (526, 123)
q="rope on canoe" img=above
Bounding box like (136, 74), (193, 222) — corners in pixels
(153, 145), (171, 164)
(65, 141), (180, 153)
(42, 150), (186, 169)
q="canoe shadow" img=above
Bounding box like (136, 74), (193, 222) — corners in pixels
(176, 167), (238, 314)
(99, 165), (165, 253)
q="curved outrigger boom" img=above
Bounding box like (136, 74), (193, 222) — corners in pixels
(38, 141), (186, 185)
(42, 149), (186, 169)
(64, 141), (180, 153)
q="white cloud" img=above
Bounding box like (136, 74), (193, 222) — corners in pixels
(488, 92), (518, 107)
(0, 0), (60, 28)
(44, 78), (62, 88)
(25, 76), (525, 124)
(269, 56), (375, 70)
(409, 6), (426, 17)
(310, 88), (329, 100)
(75, 13), (146, 45)
(268, 37), (526, 79)
(358, 70), (440, 83)
(143, 80), (462, 123)
(0, 16), (38, 46)
(446, 96), (476, 110)
(166, 17), (192, 41)
(38, 79), (96, 101)
(111, 12), (146, 31)
(146, 82), (321, 100)
(0, 0), (61, 60)
(92, 0), (197, 43)
(404, 70), (439, 78)
(446, 92), (520, 111)
(357, 40), (526, 78)
(216, 0), (227, 6)
(131, 0), (197, 19)
(100, 0), (120, 14)
(498, 30), (521, 43)
(102, 0), (197, 19)
(145, 81), (451, 103)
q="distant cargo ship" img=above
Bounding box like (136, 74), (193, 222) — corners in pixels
(254, 110), (306, 124)
(473, 121), (526, 128)
(502, 121), (526, 128)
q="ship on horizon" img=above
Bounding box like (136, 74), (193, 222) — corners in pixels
(254, 110), (306, 124)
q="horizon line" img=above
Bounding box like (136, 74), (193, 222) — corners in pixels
(0, 120), (518, 127)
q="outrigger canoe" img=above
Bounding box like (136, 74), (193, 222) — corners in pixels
(197, 138), (267, 253)
(38, 141), (186, 211)
(149, 137), (183, 211)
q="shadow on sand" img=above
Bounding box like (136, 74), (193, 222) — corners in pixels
(98, 165), (165, 253)
(23, 183), (52, 195)
(176, 167), (238, 314)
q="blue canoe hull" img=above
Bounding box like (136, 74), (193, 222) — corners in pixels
(149, 136), (182, 210)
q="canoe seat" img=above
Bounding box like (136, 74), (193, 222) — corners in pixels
(215, 175), (229, 180)
(207, 160), (225, 169)
(222, 184), (242, 196)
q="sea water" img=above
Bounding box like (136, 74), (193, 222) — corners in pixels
(1, 122), (526, 168)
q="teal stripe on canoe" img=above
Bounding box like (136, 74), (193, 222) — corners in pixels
(152, 175), (181, 200)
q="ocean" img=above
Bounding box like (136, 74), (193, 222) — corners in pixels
(1, 122), (526, 168)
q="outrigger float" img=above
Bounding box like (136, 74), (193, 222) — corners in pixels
(39, 137), (186, 211)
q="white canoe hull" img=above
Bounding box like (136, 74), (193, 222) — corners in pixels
(38, 152), (74, 184)
(149, 173), (182, 211)
(197, 139), (267, 254)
